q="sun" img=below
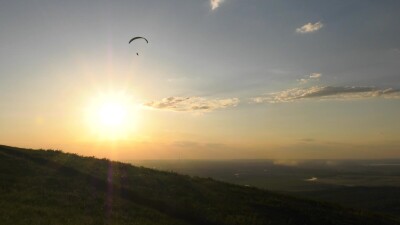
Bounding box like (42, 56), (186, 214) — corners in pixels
(85, 92), (139, 140)
(98, 101), (127, 127)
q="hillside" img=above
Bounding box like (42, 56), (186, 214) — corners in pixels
(0, 145), (398, 225)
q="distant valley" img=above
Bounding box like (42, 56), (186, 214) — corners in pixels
(131, 159), (400, 218)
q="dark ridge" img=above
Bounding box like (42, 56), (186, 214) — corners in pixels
(1, 145), (399, 225)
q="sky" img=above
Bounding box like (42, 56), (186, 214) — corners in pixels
(1, 0), (400, 160)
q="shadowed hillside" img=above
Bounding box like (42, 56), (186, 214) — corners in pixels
(0, 145), (398, 225)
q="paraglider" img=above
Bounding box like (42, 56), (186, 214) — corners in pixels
(129, 37), (149, 56)
(129, 37), (148, 44)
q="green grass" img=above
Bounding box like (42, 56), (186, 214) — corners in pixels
(0, 145), (398, 225)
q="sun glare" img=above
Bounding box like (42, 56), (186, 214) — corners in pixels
(85, 92), (139, 140)
(98, 102), (127, 127)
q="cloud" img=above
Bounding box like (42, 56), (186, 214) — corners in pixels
(144, 96), (239, 112)
(252, 86), (400, 103)
(211, 0), (224, 10)
(296, 22), (324, 33)
(300, 138), (316, 142)
(298, 78), (309, 84)
(298, 73), (322, 84)
(309, 73), (321, 79)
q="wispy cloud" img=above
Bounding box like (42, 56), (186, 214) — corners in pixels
(211, 0), (224, 10)
(144, 96), (239, 112)
(300, 138), (316, 142)
(296, 22), (324, 33)
(298, 73), (322, 84)
(309, 73), (321, 79)
(252, 86), (400, 103)
(298, 79), (309, 84)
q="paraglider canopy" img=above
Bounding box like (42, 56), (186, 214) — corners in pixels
(129, 37), (149, 44)
(129, 37), (149, 56)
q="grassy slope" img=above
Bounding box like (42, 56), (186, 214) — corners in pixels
(0, 145), (398, 225)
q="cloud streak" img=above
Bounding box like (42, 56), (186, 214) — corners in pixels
(211, 0), (224, 10)
(296, 22), (324, 33)
(298, 73), (322, 84)
(252, 86), (400, 103)
(144, 96), (239, 112)
(309, 73), (321, 79)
